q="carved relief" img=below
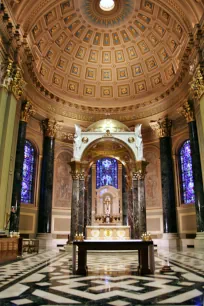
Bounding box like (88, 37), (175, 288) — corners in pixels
(54, 152), (72, 209)
(144, 151), (161, 208)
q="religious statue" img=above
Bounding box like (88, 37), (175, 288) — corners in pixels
(135, 124), (144, 160)
(73, 124), (82, 160)
(104, 196), (111, 223)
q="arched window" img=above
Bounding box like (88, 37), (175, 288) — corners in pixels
(179, 140), (195, 204)
(21, 140), (36, 203)
(96, 157), (118, 189)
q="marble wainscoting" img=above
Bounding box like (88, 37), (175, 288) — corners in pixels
(0, 247), (204, 305)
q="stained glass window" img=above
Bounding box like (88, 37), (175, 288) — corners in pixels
(21, 140), (36, 203)
(179, 140), (195, 204)
(96, 158), (118, 189)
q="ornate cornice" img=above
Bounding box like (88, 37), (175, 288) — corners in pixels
(149, 116), (172, 138)
(177, 100), (195, 123)
(20, 100), (35, 122)
(41, 118), (58, 138)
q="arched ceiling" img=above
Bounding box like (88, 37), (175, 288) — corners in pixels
(4, 0), (203, 125)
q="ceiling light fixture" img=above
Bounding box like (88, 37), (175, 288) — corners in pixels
(99, 0), (115, 11)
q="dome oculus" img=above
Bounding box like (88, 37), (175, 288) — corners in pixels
(99, 0), (115, 11)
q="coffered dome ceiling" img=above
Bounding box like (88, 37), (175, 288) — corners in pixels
(8, 0), (202, 122)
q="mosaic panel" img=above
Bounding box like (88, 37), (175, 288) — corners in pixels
(115, 50), (125, 63)
(93, 32), (101, 45)
(117, 67), (128, 80)
(128, 26), (139, 38)
(138, 40), (150, 54)
(67, 80), (79, 93)
(131, 63), (143, 77)
(141, 0), (154, 14)
(154, 23), (166, 37)
(158, 48), (169, 63)
(135, 80), (147, 93)
(83, 30), (93, 43)
(40, 64), (50, 79)
(88, 50), (99, 63)
(138, 13), (151, 24)
(49, 23), (61, 37)
(84, 84), (96, 97)
(101, 69), (112, 81)
(103, 33), (110, 46)
(101, 86), (113, 98)
(44, 9), (57, 25)
(55, 32), (68, 47)
(64, 40), (76, 54)
(86, 67), (97, 80)
(53, 73), (64, 87)
(134, 20), (146, 32)
(57, 57), (68, 71)
(75, 25), (86, 38)
(148, 33), (159, 47)
(64, 13), (77, 24)
(168, 37), (178, 53)
(121, 30), (130, 42)
(158, 9), (170, 25)
(68, 20), (80, 32)
(151, 73), (162, 87)
(75, 46), (87, 60)
(146, 56), (157, 71)
(127, 46), (138, 60)
(165, 64), (175, 79)
(70, 63), (82, 77)
(112, 33), (121, 45)
(102, 51), (111, 64)
(118, 84), (130, 97)
(60, 0), (74, 14)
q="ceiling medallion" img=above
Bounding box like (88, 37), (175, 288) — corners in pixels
(99, 0), (115, 11)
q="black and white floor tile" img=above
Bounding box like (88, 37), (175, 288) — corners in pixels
(0, 247), (203, 305)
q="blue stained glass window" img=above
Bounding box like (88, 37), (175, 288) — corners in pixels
(21, 140), (35, 203)
(179, 140), (195, 204)
(96, 158), (118, 189)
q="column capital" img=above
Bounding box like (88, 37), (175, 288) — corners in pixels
(149, 116), (172, 138)
(41, 118), (58, 138)
(11, 67), (26, 99)
(190, 65), (204, 100)
(132, 160), (148, 180)
(177, 100), (195, 123)
(0, 59), (13, 89)
(69, 161), (83, 180)
(20, 100), (36, 122)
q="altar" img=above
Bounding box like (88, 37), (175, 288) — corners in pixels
(86, 225), (130, 240)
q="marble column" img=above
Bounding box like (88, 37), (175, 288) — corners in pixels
(78, 173), (85, 235)
(150, 117), (178, 247)
(10, 101), (35, 232)
(86, 171), (92, 226)
(127, 188), (133, 238)
(38, 119), (57, 234)
(132, 161), (148, 239)
(122, 166), (128, 226)
(179, 100), (204, 247)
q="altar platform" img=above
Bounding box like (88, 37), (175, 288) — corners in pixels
(86, 225), (130, 240)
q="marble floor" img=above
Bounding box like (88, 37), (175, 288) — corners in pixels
(0, 246), (203, 306)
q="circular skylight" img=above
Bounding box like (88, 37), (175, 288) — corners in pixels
(99, 0), (115, 11)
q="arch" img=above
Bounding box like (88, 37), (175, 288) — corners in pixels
(21, 139), (36, 204)
(178, 139), (195, 204)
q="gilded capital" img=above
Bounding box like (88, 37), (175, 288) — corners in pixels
(11, 66), (26, 99)
(69, 161), (82, 180)
(190, 65), (204, 100)
(42, 118), (58, 138)
(132, 160), (148, 180)
(178, 100), (195, 123)
(149, 116), (172, 138)
(20, 100), (35, 122)
(0, 59), (14, 89)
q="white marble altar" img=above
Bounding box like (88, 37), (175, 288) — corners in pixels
(86, 225), (130, 240)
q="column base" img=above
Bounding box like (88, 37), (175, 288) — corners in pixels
(194, 232), (204, 249)
(37, 233), (53, 249)
(159, 233), (179, 249)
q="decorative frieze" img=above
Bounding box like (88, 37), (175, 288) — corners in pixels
(178, 100), (195, 123)
(149, 116), (172, 138)
(20, 100), (35, 122)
